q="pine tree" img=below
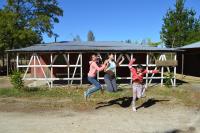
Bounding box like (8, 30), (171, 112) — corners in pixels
(73, 35), (81, 42)
(160, 0), (200, 47)
(87, 30), (95, 41)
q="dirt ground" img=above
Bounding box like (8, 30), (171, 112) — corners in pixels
(0, 99), (199, 133)
(0, 75), (200, 133)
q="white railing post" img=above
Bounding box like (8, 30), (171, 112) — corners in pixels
(145, 53), (149, 87)
(130, 53), (133, 84)
(36, 54), (50, 87)
(50, 53), (53, 88)
(161, 54), (164, 87)
(70, 54), (80, 84)
(67, 53), (70, 84)
(16, 53), (19, 71)
(33, 53), (36, 79)
(80, 53), (83, 85)
(174, 54), (177, 87)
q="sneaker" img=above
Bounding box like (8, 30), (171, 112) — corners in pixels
(132, 106), (137, 112)
(84, 91), (88, 101)
(141, 94), (146, 98)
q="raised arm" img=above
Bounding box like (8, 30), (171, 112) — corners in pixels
(143, 69), (159, 74)
(128, 58), (136, 69)
(117, 56), (125, 66)
(92, 62), (105, 71)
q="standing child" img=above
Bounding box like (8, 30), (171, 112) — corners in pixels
(128, 58), (159, 112)
(84, 54), (108, 100)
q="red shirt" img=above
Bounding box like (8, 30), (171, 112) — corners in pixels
(128, 60), (158, 83)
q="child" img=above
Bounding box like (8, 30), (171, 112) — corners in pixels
(128, 58), (159, 112)
(104, 53), (125, 92)
(84, 54), (108, 100)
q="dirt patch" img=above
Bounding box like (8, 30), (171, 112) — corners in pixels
(0, 77), (12, 88)
(0, 104), (199, 133)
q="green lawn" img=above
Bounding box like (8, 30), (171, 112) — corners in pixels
(0, 84), (199, 109)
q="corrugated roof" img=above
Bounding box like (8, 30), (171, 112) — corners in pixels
(7, 41), (180, 52)
(181, 41), (200, 49)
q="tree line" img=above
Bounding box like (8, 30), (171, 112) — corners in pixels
(0, 0), (63, 67)
(0, 0), (200, 69)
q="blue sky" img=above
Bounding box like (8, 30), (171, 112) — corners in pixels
(0, 0), (200, 43)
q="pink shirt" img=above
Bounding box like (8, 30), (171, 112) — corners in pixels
(128, 60), (159, 83)
(88, 61), (105, 77)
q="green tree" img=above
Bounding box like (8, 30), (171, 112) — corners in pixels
(0, 10), (41, 67)
(125, 39), (132, 43)
(0, 0), (63, 67)
(161, 0), (200, 47)
(5, 0), (63, 37)
(87, 30), (95, 41)
(73, 35), (81, 42)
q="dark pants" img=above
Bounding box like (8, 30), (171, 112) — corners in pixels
(86, 77), (102, 97)
(104, 74), (117, 92)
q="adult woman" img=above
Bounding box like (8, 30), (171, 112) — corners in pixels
(104, 53), (124, 92)
(84, 54), (108, 100)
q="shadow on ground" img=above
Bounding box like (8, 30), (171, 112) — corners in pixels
(136, 98), (170, 110)
(95, 97), (169, 110)
(164, 126), (196, 133)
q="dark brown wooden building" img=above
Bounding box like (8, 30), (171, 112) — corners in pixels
(178, 41), (200, 77)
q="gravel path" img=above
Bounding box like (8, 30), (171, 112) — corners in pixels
(0, 104), (199, 133)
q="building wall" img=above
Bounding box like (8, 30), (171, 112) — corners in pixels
(177, 49), (200, 77)
(31, 53), (147, 82)
(31, 54), (53, 78)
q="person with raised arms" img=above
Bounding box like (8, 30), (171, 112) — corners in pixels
(128, 58), (159, 112)
(104, 53), (124, 92)
(84, 54), (108, 100)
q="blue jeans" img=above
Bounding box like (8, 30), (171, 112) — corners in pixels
(104, 74), (117, 92)
(86, 77), (102, 97)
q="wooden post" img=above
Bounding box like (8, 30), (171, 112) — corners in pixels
(181, 53), (184, 78)
(80, 53), (83, 85)
(68, 53), (70, 84)
(70, 54), (80, 84)
(174, 54), (177, 87)
(16, 53), (19, 71)
(50, 53), (53, 88)
(23, 54), (34, 79)
(36, 54), (50, 87)
(114, 53), (117, 77)
(33, 53), (36, 79)
(145, 53), (149, 87)
(130, 53), (133, 84)
(161, 54), (164, 87)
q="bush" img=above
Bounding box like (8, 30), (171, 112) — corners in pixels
(10, 70), (24, 90)
(164, 72), (174, 88)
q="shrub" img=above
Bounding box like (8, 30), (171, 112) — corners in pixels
(164, 72), (173, 88)
(10, 70), (24, 90)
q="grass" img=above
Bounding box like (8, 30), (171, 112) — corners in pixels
(0, 84), (199, 110)
(148, 86), (200, 107)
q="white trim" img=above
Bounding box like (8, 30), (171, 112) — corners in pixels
(174, 54), (177, 87)
(18, 65), (81, 67)
(50, 53), (53, 88)
(35, 54), (50, 87)
(23, 55), (34, 79)
(16, 52), (177, 88)
(145, 53), (149, 87)
(23, 78), (82, 80)
(71, 54), (81, 84)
